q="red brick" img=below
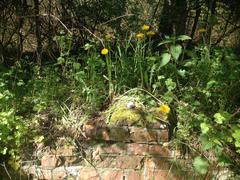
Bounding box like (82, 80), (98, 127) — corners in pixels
(127, 143), (149, 155)
(95, 127), (130, 142)
(157, 129), (169, 142)
(95, 156), (143, 169)
(147, 170), (177, 180)
(130, 127), (158, 142)
(108, 127), (130, 141)
(144, 158), (171, 170)
(95, 156), (115, 168)
(52, 171), (66, 179)
(83, 121), (97, 137)
(79, 167), (101, 180)
(127, 171), (144, 180)
(97, 128), (110, 140)
(148, 145), (171, 157)
(149, 121), (168, 129)
(63, 156), (78, 166)
(115, 156), (143, 169)
(41, 155), (60, 169)
(98, 143), (126, 154)
(28, 169), (66, 180)
(101, 169), (124, 180)
(33, 169), (52, 180)
(56, 146), (75, 156)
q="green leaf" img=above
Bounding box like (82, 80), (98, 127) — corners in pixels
(214, 145), (223, 156)
(83, 43), (93, 50)
(159, 53), (171, 68)
(17, 80), (25, 86)
(158, 39), (172, 46)
(163, 91), (174, 103)
(34, 136), (44, 143)
(170, 44), (182, 60)
(200, 122), (210, 134)
(214, 112), (231, 124)
(73, 62), (81, 70)
(184, 60), (197, 67)
(232, 128), (240, 140)
(165, 78), (176, 91)
(57, 57), (65, 64)
(177, 35), (192, 41)
(193, 157), (209, 174)
(232, 127), (240, 148)
(200, 135), (213, 150)
(177, 69), (186, 77)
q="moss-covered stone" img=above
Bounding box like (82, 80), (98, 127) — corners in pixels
(109, 105), (146, 126)
(108, 105), (169, 127)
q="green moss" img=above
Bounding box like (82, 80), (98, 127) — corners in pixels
(109, 105), (144, 125)
(108, 104), (169, 126)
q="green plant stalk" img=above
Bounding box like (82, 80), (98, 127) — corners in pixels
(106, 56), (113, 98)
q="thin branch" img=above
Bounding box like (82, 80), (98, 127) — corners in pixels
(79, 24), (105, 47)
(20, 13), (106, 46)
(99, 13), (134, 26)
(0, 162), (13, 180)
(232, 107), (240, 118)
(41, 13), (72, 35)
(213, 24), (240, 45)
(151, 0), (162, 20)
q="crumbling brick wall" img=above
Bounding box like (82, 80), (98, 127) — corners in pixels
(23, 120), (196, 180)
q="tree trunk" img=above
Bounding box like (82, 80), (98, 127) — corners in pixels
(158, 0), (174, 36)
(205, 0), (216, 44)
(34, 0), (42, 67)
(173, 0), (187, 35)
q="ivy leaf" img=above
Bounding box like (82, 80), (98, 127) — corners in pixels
(193, 157), (209, 174)
(170, 44), (182, 60)
(159, 53), (171, 68)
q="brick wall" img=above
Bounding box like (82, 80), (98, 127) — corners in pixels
(22, 120), (196, 180)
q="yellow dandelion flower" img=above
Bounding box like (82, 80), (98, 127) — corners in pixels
(146, 31), (156, 37)
(159, 104), (170, 114)
(142, 24), (150, 31)
(101, 48), (109, 55)
(198, 28), (207, 33)
(136, 33), (144, 39)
